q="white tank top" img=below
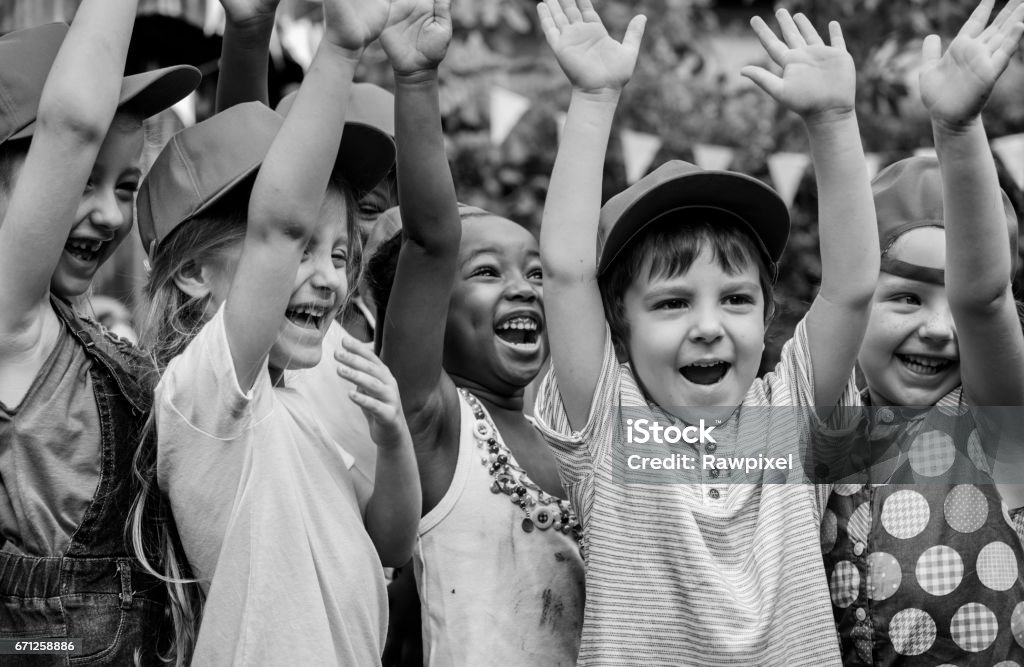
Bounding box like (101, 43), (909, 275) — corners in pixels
(414, 389), (585, 666)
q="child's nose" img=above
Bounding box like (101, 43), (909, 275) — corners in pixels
(918, 305), (956, 343)
(504, 273), (537, 301)
(688, 306), (725, 343)
(87, 188), (128, 233)
(311, 253), (345, 293)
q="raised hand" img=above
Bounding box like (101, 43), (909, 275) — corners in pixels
(322, 0), (391, 54)
(380, 0), (453, 75)
(742, 10), (855, 123)
(219, 0), (280, 26)
(920, 0), (1024, 127)
(335, 335), (412, 450)
(537, 0), (646, 94)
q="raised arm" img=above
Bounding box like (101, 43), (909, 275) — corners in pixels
(215, 0), (282, 112)
(537, 0), (645, 429)
(377, 0), (460, 423)
(920, 0), (1024, 406)
(0, 0), (139, 335)
(225, 0), (389, 390)
(743, 11), (878, 409)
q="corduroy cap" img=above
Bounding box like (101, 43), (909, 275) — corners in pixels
(873, 156), (1018, 272)
(275, 82), (396, 193)
(0, 23), (200, 144)
(597, 160), (791, 277)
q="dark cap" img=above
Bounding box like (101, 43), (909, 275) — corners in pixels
(275, 82), (396, 193)
(873, 156), (1018, 271)
(0, 23), (200, 144)
(137, 102), (283, 257)
(597, 160), (791, 277)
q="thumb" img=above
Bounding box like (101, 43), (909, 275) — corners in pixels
(622, 14), (647, 54)
(921, 33), (942, 67)
(434, 0), (452, 26)
(741, 66), (784, 101)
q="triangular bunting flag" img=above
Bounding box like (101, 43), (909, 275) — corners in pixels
(620, 128), (662, 184)
(489, 87), (531, 146)
(767, 152), (810, 208)
(865, 153), (883, 181)
(693, 143), (735, 171)
(992, 134), (1024, 191)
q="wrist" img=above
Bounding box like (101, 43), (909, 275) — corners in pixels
(393, 67), (440, 86)
(931, 114), (983, 137)
(801, 106), (856, 129)
(570, 87), (622, 107)
(318, 37), (364, 65)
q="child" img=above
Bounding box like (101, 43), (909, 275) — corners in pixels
(0, 3), (200, 663)
(533, 0), (878, 664)
(823, 1), (1024, 663)
(369, 0), (585, 663)
(135, 0), (420, 662)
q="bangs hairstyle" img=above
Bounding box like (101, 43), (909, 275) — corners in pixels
(598, 211), (776, 356)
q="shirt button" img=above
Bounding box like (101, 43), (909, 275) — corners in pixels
(709, 468), (720, 478)
(853, 542), (865, 556)
(877, 407), (894, 424)
(709, 488), (720, 500)
(855, 608), (866, 621)
(705, 442), (717, 454)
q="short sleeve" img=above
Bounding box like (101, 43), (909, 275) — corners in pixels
(155, 305), (274, 441)
(532, 329), (623, 475)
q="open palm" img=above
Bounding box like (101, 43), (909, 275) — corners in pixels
(538, 0), (645, 93)
(742, 11), (855, 120)
(920, 0), (1024, 125)
(381, 0), (453, 74)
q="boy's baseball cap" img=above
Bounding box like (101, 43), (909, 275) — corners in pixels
(873, 156), (1018, 274)
(0, 23), (201, 144)
(597, 160), (791, 278)
(275, 81), (396, 193)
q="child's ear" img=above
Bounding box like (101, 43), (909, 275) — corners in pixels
(172, 259), (215, 300)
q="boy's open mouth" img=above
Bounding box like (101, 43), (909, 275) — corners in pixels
(65, 238), (104, 264)
(494, 315), (541, 349)
(680, 360), (731, 385)
(285, 303), (329, 330)
(896, 354), (954, 376)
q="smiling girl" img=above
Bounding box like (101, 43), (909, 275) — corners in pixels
(362, 0), (584, 663)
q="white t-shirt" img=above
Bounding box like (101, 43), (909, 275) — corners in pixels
(534, 318), (855, 667)
(156, 307), (386, 665)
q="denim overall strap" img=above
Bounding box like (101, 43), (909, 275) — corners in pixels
(0, 299), (166, 665)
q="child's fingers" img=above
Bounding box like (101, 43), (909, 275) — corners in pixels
(750, 16), (788, 65)
(349, 390), (399, 424)
(336, 340), (385, 377)
(434, 0), (452, 28)
(542, 0), (568, 30)
(775, 9), (807, 49)
(557, 0), (584, 24)
(921, 33), (943, 67)
(740, 66), (784, 100)
(577, 0), (600, 23)
(338, 363), (393, 402)
(537, 3), (561, 43)
(622, 14), (647, 54)
(961, 0), (996, 39)
(993, 22), (1024, 70)
(828, 21), (847, 51)
(793, 13), (824, 46)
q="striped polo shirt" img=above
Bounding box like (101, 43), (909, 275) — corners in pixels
(534, 318), (854, 666)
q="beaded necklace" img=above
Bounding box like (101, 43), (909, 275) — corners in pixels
(461, 389), (581, 540)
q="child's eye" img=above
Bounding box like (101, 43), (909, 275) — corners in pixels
(724, 294), (754, 307)
(471, 266), (499, 278)
(892, 294), (921, 306)
(527, 268), (543, 281)
(116, 182), (139, 201)
(654, 298), (687, 310)
(332, 249), (348, 268)
(358, 203), (382, 218)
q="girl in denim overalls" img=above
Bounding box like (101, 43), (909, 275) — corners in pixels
(0, 2), (199, 664)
